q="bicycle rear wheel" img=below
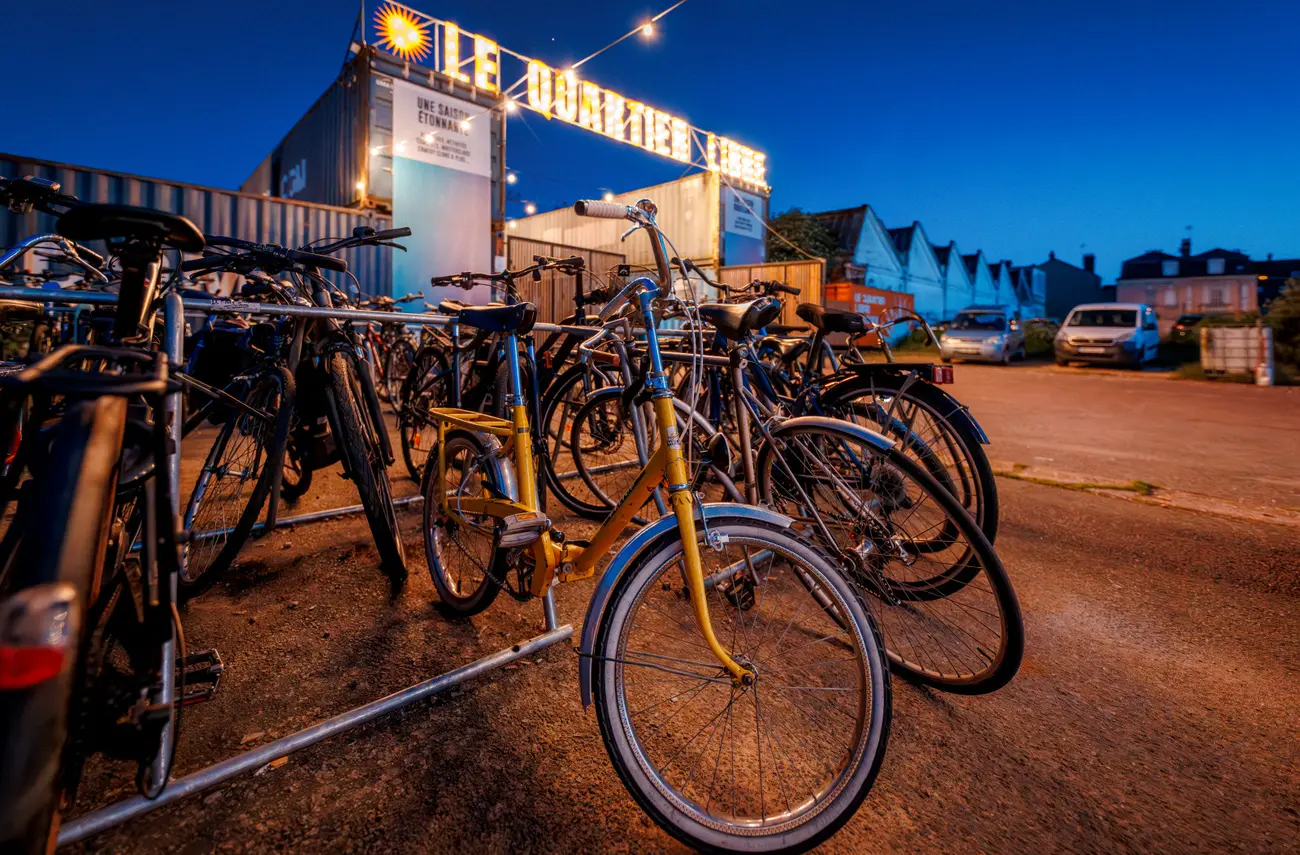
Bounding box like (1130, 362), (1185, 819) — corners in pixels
(181, 365), (293, 595)
(0, 397), (126, 854)
(384, 338), (416, 411)
(399, 346), (451, 481)
(756, 421), (1023, 694)
(325, 352), (408, 585)
(592, 516), (890, 853)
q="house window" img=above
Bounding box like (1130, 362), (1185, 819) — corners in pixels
(1204, 285), (1225, 307)
(1161, 260), (1179, 276)
(1240, 282), (1251, 309)
(1162, 287), (1176, 307)
(1206, 258), (1225, 275)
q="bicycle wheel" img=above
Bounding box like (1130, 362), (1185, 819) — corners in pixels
(399, 346), (451, 481)
(537, 361), (617, 519)
(325, 351), (408, 585)
(821, 375), (998, 543)
(384, 338), (416, 411)
(420, 431), (504, 616)
(0, 397), (126, 854)
(756, 421), (1023, 693)
(181, 365), (293, 595)
(568, 390), (725, 522)
(592, 516), (890, 854)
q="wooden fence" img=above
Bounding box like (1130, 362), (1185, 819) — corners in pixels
(716, 259), (825, 325)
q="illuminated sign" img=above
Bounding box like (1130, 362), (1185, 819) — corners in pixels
(369, 3), (768, 191)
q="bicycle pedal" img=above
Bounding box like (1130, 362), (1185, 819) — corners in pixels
(497, 512), (551, 548)
(178, 648), (224, 706)
(716, 573), (757, 611)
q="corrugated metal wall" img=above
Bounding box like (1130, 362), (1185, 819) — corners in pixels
(1, 154), (394, 296)
(510, 172), (720, 270)
(507, 237), (625, 324)
(717, 259), (825, 326)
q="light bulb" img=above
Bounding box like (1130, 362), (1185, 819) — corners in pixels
(506, 173), (517, 184)
(524, 203), (537, 215)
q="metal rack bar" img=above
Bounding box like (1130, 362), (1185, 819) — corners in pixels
(57, 621), (574, 847)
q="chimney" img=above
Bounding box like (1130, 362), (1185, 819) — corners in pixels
(1083, 253), (1096, 274)
(1180, 238), (1191, 257)
(1268, 252), (1274, 261)
(1048, 250), (1056, 261)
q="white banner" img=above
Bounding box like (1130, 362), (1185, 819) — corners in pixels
(392, 79), (490, 177)
(723, 187), (763, 237)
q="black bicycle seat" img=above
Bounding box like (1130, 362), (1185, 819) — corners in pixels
(455, 302), (537, 335)
(759, 335), (810, 362)
(764, 323), (809, 336)
(697, 297), (782, 341)
(795, 303), (866, 335)
(56, 203), (204, 252)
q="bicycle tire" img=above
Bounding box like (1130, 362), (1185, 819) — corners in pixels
(536, 361), (617, 518)
(419, 430), (504, 616)
(399, 346), (452, 482)
(755, 421), (1023, 693)
(325, 351), (408, 586)
(384, 338), (416, 412)
(0, 397), (126, 854)
(592, 515), (891, 854)
(180, 365), (294, 596)
(820, 374), (999, 543)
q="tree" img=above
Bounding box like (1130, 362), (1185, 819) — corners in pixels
(765, 208), (837, 263)
(1265, 278), (1300, 368)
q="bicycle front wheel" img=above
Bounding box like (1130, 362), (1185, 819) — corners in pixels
(181, 365), (293, 595)
(325, 352), (407, 585)
(592, 516), (890, 854)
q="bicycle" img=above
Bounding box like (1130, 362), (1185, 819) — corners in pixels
(567, 277), (1023, 693)
(421, 197), (892, 853)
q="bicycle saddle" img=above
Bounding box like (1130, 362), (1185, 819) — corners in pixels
(697, 296), (781, 341)
(758, 335), (810, 362)
(454, 302), (537, 335)
(795, 302), (866, 334)
(764, 323), (810, 336)
(437, 299), (467, 314)
(56, 203), (205, 252)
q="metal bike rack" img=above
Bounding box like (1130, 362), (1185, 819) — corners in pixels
(0, 286), (575, 846)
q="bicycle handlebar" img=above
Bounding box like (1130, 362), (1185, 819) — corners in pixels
(575, 198), (671, 300)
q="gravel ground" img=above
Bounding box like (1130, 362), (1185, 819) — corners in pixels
(63, 462), (1300, 854)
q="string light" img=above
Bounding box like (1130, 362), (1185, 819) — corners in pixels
(603, 191), (615, 202)
(356, 181), (366, 192)
(524, 203), (536, 215)
(504, 98), (519, 113)
(459, 119), (472, 131)
(641, 23), (653, 37)
(506, 173), (518, 184)
(508, 220), (517, 229)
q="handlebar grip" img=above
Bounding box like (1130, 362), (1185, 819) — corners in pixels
(562, 254), (585, 268)
(574, 200), (630, 220)
(180, 254), (233, 272)
(586, 287), (611, 303)
(773, 282), (801, 296)
(376, 227), (412, 240)
(287, 249), (347, 273)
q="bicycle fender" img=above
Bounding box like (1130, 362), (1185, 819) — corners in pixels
(577, 502), (794, 708)
(768, 414), (895, 453)
(820, 369), (991, 446)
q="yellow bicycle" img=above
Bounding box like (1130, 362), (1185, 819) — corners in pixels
(420, 199), (890, 853)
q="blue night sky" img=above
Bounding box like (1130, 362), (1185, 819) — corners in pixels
(3, 0), (1297, 280)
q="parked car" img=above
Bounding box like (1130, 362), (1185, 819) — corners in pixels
(1054, 303), (1160, 367)
(1169, 313), (1225, 345)
(938, 305), (1026, 364)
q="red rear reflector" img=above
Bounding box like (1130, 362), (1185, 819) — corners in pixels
(0, 645), (67, 689)
(932, 365), (954, 384)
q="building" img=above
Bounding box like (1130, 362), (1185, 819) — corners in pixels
(1008, 264), (1048, 319)
(1035, 252), (1103, 321)
(933, 242), (975, 318)
(886, 223), (945, 320)
(962, 252), (998, 306)
(1116, 240), (1260, 334)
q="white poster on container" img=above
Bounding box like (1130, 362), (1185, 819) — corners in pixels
(723, 187), (763, 237)
(392, 80), (491, 177)
(390, 79), (492, 305)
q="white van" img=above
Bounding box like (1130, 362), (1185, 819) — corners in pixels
(1054, 303), (1160, 367)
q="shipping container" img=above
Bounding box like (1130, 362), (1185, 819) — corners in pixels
(506, 236), (625, 324)
(240, 48), (505, 220)
(1, 153), (394, 297)
(511, 172), (721, 271)
(718, 259), (826, 327)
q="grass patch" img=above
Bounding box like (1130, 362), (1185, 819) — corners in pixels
(994, 465), (1158, 496)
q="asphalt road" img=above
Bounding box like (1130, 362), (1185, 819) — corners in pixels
(64, 373), (1299, 854)
(945, 362), (1300, 510)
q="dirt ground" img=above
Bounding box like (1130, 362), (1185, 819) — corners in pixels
(62, 371), (1300, 855)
